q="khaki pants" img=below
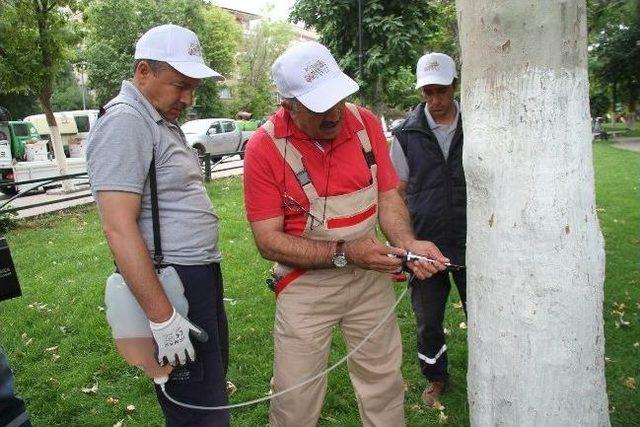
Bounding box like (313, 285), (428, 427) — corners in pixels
(269, 267), (405, 427)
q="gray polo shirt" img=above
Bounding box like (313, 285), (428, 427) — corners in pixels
(87, 80), (221, 265)
(390, 101), (460, 181)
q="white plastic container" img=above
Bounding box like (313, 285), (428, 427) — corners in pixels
(104, 266), (189, 378)
(24, 141), (48, 162)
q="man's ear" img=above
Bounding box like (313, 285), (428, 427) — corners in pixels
(281, 98), (294, 113)
(135, 60), (152, 81)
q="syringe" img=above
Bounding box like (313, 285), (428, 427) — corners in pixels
(399, 251), (465, 271)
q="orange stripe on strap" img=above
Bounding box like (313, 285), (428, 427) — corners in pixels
(275, 269), (306, 296)
(327, 204), (377, 229)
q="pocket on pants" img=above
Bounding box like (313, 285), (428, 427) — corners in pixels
(167, 357), (204, 383)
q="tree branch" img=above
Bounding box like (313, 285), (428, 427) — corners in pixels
(47, 0), (59, 13)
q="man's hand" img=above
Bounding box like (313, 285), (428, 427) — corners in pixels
(404, 240), (448, 280)
(149, 308), (209, 366)
(344, 236), (405, 273)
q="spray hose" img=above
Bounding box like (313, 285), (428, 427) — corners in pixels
(156, 285), (410, 410)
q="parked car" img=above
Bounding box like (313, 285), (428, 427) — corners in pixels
(181, 118), (254, 160)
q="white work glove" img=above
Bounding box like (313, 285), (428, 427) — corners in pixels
(149, 308), (208, 366)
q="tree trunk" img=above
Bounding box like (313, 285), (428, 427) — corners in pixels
(611, 81), (617, 126)
(373, 74), (384, 117)
(456, 1), (610, 425)
(38, 91), (73, 192)
(625, 87), (637, 128)
(35, 0), (73, 192)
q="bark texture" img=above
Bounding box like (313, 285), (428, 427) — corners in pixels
(456, 1), (610, 425)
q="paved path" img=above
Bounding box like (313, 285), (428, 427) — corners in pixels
(611, 137), (640, 153)
(3, 158), (244, 219)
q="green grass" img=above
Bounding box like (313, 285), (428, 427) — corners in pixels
(593, 142), (640, 425)
(1, 144), (638, 426)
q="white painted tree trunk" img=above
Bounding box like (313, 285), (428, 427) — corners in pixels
(455, 1), (610, 425)
(49, 125), (74, 193)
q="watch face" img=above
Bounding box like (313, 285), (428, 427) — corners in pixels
(333, 254), (348, 268)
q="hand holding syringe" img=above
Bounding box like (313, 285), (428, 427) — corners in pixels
(395, 251), (465, 272)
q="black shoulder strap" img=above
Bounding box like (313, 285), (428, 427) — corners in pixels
(148, 154), (163, 267)
(100, 101), (163, 268)
(362, 149), (376, 168)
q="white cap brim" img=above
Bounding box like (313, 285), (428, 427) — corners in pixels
(415, 74), (455, 89)
(296, 72), (359, 113)
(168, 61), (224, 80)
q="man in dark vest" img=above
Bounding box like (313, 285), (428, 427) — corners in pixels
(390, 52), (467, 407)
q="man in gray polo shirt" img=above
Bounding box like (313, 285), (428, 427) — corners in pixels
(390, 52), (467, 408)
(87, 24), (229, 426)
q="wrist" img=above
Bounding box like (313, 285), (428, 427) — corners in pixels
(331, 239), (348, 268)
(149, 307), (177, 329)
(392, 236), (414, 250)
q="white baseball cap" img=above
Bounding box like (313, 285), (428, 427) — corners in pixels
(135, 24), (223, 80)
(272, 41), (359, 113)
(415, 52), (458, 89)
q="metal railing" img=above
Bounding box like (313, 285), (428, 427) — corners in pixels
(0, 151), (245, 214)
(0, 173), (91, 214)
(201, 151), (244, 182)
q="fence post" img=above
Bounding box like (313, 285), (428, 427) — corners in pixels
(204, 153), (211, 182)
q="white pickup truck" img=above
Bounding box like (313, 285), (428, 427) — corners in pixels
(0, 119), (87, 194)
(181, 118), (255, 160)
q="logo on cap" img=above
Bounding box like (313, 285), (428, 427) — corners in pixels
(188, 42), (203, 58)
(423, 60), (440, 72)
(304, 60), (330, 83)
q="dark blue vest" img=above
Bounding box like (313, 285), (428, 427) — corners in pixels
(392, 102), (466, 263)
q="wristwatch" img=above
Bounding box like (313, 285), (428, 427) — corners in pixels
(332, 239), (347, 268)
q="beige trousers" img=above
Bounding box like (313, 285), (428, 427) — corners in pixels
(269, 266), (405, 427)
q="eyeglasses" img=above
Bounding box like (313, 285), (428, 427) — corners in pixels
(281, 192), (324, 229)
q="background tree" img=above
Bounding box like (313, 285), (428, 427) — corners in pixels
(456, 0), (610, 424)
(194, 5), (243, 118)
(230, 19), (294, 118)
(588, 0), (640, 124)
(0, 0), (82, 190)
(83, 0), (241, 116)
(0, 94), (40, 120)
(291, 0), (457, 115)
(51, 64), (86, 111)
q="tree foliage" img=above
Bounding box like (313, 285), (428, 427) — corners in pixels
(0, 93), (40, 119)
(588, 0), (640, 118)
(195, 5), (244, 118)
(51, 63), (86, 111)
(290, 0), (457, 113)
(0, 1), (80, 98)
(230, 20), (295, 118)
(83, 0), (242, 115)
(0, 0), (81, 175)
